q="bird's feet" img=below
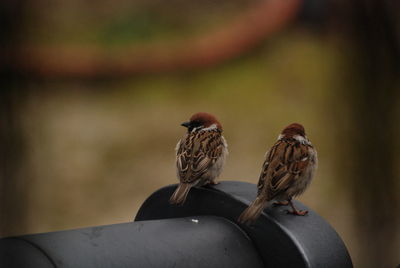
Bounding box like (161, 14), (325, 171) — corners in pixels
(286, 209), (308, 216)
(202, 180), (219, 188)
(273, 201), (289, 206)
(286, 200), (308, 216)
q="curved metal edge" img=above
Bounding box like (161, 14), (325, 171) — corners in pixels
(15, 237), (58, 268)
(0, 237), (56, 268)
(217, 184), (312, 267)
(6, 216), (263, 268)
(210, 181), (352, 268)
(135, 182), (306, 267)
(134, 180), (353, 268)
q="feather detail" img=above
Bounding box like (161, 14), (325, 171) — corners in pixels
(239, 126), (317, 223)
(172, 127), (227, 205)
(169, 183), (193, 205)
(238, 197), (268, 224)
(176, 129), (226, 183)
(258, 138), (316, 201)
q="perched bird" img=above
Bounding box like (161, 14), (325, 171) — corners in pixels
(169, 112), (228, 205)
(238, 123), (317, 224)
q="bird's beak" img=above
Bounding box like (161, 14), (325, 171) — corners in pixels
(181, 121), (191, 128)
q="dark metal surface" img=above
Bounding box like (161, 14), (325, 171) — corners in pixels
(0, 238), (55, 268)
(0, 216), (263, 268)
(135, 181), (353, 268)
(0, 180), (352, 268)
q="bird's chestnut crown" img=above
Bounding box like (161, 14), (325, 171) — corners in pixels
(281, 123), (306, 137)
(181, 112), (222, 132)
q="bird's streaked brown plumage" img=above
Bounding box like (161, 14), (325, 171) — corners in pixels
(170, 112), (228, 205)
(238, 123), (317, 224)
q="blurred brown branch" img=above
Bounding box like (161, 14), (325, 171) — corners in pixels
(333, 0), (400, 266)
(0, 0), (30, 236)
(11, 0), (301, 79)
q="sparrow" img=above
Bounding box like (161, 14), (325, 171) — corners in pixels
(169, 112), (228, 205)
(238, 123), (317, 224)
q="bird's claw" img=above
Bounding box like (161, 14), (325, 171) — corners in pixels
(285, 209), (308, 216)
(273, 201), (289, 206)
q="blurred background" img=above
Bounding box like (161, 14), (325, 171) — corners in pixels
(1, 0), (399, 267)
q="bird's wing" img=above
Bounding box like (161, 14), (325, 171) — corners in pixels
(257, 140), (312, 199)
(176, 130), (225, 183)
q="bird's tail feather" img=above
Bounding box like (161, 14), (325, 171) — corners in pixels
(238, 197), (267, 224)
(169, 183), (192, 205)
